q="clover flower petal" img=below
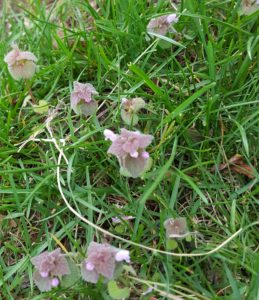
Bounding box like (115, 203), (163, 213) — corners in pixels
(122, 154), (150, 178)
(4, 45), (37, 80)
(81, 261), (100, 283)
(71, 81), (98, 117)
(104, 129), (118, 142)
(51, 278), (60, 287)
(115, 250), (130, 263)
(33, 271), (53, 292)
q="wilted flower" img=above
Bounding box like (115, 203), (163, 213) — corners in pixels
(142, 286), (155, 296)
(31, 248), (70, 291)
(4, 45), (38, 80)
(81, 242), (130, 283)
(121, 97), (146, 126)
(147, 13), (178, 36)
(112, 215), (135, 224)
(70, 81), (98, 117)
(104, 128), (153, 178)
(240, 0), (259, 15)
(163, 217), (189, 239)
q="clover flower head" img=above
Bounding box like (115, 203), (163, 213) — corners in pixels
(163, 217), (189, 239)
(71, 81), (98, 117)
(81, 242), (116, 283)
(147, 13), (179, 36)
(240, 0), (259, 15)
(104, 128), (153, 178)
(4, 44), (38, 80)
(31, 248), (70, 291)
(121, 97), (146, 126)
(81, 242), (130, 283)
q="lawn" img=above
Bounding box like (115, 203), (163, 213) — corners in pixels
(0, 0), (259, 299)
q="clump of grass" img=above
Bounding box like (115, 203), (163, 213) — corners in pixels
(0, 0), (258, 299)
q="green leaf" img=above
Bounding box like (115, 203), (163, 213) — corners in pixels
(148, 32), (186, 48)
(233, 120), (249, 157)
(161, 82), (216, 126)
(33, 100), (49, 114)
(133, 139), (178, 237)
(128, 63), (164, 96)
(224, 263), (241, 300)
(122, 265), (137, 276)
(185, 234), (192, 242)
(108, 280), (130, 300)
(167, 239), (178, 250)
(115, 224), (125, 234)
(175, 169), (208, 204)
(61, 258), (80, 288)
(158, 39), (173, 49)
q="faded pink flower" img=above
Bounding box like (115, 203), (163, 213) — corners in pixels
(121, 97), (146, 126)
(81, 242), (130, 283)
(71, 81), (98, 116)
(240, 0), (259, 15)
(111, 215), (135, 224)
(31, 248), (70, 291)
(163, 217), (189, 239)
(4, 45), (37, 80)
(104, 128), (153, 178)
(147, 14), (178, 36)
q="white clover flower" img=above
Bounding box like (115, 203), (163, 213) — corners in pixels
(31, 248), (70, 292)
(147, 13), (179, 36)
(70, 81), (98, 117)
(163, 217), (189, 239)
(4, 45), (38, 80)
(104, 128), (153, 178)
(81, 242), (116, 283)
(81, 242), (130, 283)
(121, 97), (146, 126)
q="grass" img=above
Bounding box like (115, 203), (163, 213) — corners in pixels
(0, 0), (259, 299)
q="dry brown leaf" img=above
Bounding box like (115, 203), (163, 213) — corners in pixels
(211, 154), (242, 172)
(9, 219), (17, 228)
(211, 154), (255, 178)
(231, 163), (255, 179)
(229, 154), (243, 164)
(0, 214), (17, 228)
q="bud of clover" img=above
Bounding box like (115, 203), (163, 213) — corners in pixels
(163, 217), (189, 239)
(81, 242), (130, 283)
(70, 81), (98, 117)
(121, 97), (146, 126)
(104, 128), (153, 178)
(147, 13), (179, 36)
(31, 248), (70, 292)
(4, 45), (38, 80)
